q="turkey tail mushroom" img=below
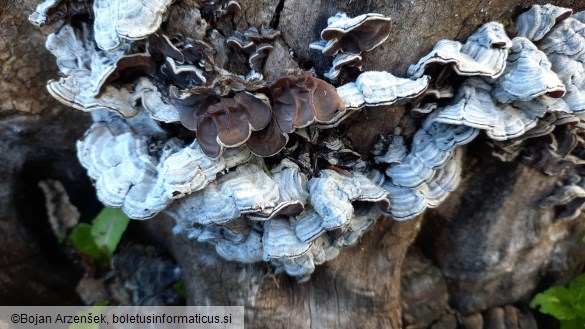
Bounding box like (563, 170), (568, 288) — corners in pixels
(515, 4), (573, 41)
(408, 22), (512, 79)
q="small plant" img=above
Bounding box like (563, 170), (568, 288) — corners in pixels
(530, 273), (585, 328)
(71, 207), (130, 266)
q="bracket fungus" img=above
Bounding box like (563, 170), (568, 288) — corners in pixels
(494, 37), (565, 103)
(336, 71), (430, 109)
(408, 22), (512, 79)
(33, 2), (585, 279)
(515, 4), (573, 41)
(93, 0), (174, 51)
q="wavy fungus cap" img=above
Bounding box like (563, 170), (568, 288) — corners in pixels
(172, 86), (273, 158)
(516, 4), (573, 41)
(320, 12), (392, 56)
(270, 75), (346, 133)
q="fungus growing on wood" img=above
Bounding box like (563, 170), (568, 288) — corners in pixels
(270, 74), (347, 131)
(33, 0), (585, 280)
(313, 12), (392, 56)
(336, 71), (430, 109)
(494, 37), (565, 103)
(408, 22), (512, 79)
(227, 26), (282, 79)
(311, 12), (392, 82)
(515, 4), (573, 41)
(93, 0), (174, 51)
(540, 172), (585, 221)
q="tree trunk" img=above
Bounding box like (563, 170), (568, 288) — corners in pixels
(2, 0), (585, 328)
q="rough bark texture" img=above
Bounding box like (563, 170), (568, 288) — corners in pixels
(153, 217), (421, 328)
(0, 0), (94, 304)
(422, 151), (585, 314)
(2, 0), (585, 328)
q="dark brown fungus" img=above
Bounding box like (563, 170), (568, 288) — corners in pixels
(270, 75), (346, 133)
(246, 117), (288, 157)
(244, 26), (281, 43)
(320, 13), (392, 56)
(148, 34), (184, 62)
(170, 85), (217, 130)
(228, 27), (280, 75)
(171, 86), (273, 157)
(226, 0), (241, 13)
(149, 34), (211, 88)
(249, 43), (273, 71)
(207, 92), (272, 147)
(161, 58), (206, 89)
(200, 0), (241, 21)
(172, 74), (344, 158)
(227, 32), (256, 52)
(106, 54), (157, 84)
(196, 114), (223, 158)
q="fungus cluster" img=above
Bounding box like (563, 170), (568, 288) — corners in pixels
(30, 1), (585, 279)
(310, 13), (392, 81)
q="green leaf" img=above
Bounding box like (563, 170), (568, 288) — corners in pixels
(71, 223), (108, 264)
(70, 208), (130, 266)
(261, 161), (272, 177)
(93, 300), (109, 306)
(90, 207), (130, 257)
(173, 281), (187, 299)
(560, 318), (585, 329)
(568, 273), (585, 291)
(530, 286), (579, 320)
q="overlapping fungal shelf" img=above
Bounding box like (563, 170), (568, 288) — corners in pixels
(31, 1), (585, 279)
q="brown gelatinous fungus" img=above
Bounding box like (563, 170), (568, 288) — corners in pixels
(540, 171), (585, 221)
(245, 117), (288, 157)
(200, 0), (241, 21)
(244, 26), (282, 44)
(270, 75), (347, 133)
(208, 92), (272, 148)
(324, 53), (362, 81)
(249, 44), (274, 71)
(227, 26), (282, 78)
(226, 32), (256, 52)
(148, 34), (184, 63)
(148, 34), (212, 89)
(317, 12), (392, 56)
(172, 74), (346, 158)
(171, 86), (273, 158)
(161, 57), (207, 89)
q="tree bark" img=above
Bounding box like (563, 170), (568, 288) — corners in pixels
(0, 0), (93, 305)
(2, 0), (585, 328)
